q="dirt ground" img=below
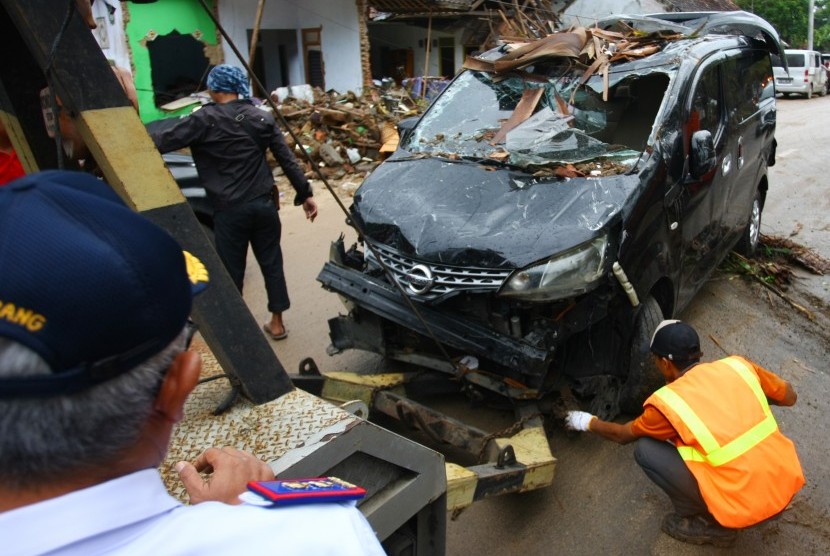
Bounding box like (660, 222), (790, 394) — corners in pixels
(239, 95), (830, 554)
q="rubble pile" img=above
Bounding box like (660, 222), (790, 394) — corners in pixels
(270, 85), (423, 186)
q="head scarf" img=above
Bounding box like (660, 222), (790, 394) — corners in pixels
(206, 65), (251, 98)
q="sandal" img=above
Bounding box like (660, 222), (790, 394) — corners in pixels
(262, 323), (288, 341)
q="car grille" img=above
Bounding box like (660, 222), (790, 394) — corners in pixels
(366, 243), (512, 302)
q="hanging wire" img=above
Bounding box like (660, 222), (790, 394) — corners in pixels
(43, 0), (79, 169)
(195, 0), (460, 371)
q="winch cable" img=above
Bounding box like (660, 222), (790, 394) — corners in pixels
(43, 0), (76, 170)
(197, 0), (461, 372)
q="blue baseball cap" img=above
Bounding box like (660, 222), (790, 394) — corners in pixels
(0, 171), (208, 397)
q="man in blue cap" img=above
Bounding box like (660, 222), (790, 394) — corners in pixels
(0, 171), (383, 555)
(151, 64), (317, 341)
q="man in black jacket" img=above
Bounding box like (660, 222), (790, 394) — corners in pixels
(151, 65), (317, 341)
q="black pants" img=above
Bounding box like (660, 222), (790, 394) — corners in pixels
(213, 195), (289, 314)
(634, 437), (710, 518)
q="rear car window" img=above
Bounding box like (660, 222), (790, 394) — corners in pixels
(786, 53), (806, 67)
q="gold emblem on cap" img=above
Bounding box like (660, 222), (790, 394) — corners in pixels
(183, 251), (209, 290)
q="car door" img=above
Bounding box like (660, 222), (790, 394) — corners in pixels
(674, 53), (732, 304)
(721, 48), (775, 244)
(813, 51), (827, 90)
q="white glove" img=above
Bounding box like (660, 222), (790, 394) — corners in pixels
(565, 410), (595, 432)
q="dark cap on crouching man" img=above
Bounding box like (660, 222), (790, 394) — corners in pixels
(0, 171), (384, 555)
(564, 319), (804, 548)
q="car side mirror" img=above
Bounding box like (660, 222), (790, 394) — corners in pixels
(397, 116), (418, 144)
(689, 130), (716, 179)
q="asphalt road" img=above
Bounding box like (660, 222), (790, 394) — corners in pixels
(242, 94), (830, 555)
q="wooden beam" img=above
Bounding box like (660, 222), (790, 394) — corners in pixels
(0, 0), (293, 404)
(422, 9), (432, 97)
(248, 0), (265, 67)
(356, 0), (373, 88)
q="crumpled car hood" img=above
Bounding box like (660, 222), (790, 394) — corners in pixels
(351, 156), (639, 269)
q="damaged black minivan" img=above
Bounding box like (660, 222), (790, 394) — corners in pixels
(318, 12), (784, 417)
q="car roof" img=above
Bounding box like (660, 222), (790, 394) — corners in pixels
(598, 10), (786, 70)
(477, 31), (758, 76)
(469, 11), (783, 91)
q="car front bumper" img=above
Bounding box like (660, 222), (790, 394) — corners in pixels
(317, 261), (553, 380)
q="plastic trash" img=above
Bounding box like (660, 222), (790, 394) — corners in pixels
(346, 148), (361, 164)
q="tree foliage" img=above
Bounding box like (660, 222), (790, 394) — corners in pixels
(736, 0), (830, 51)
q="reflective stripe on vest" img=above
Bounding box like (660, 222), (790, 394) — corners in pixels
(653, 357), (778, 467)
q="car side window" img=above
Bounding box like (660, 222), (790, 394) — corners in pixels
(725, 50), (773, 123)
(689, 63), (722, 138)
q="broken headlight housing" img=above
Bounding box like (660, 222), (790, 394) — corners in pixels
(500, 235), (609, 301)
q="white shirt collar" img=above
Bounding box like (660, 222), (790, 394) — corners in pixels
(1, 469), (181, 556)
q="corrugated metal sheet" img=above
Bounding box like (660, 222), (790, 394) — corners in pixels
(659, 0), (739, 11)
(369, 0), (475, 14)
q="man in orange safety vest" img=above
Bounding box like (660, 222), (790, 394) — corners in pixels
(564, 320), (804, 548)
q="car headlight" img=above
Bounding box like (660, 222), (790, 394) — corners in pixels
(500, 236), (609, 301)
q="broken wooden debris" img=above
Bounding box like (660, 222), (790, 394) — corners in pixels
(760, 234), (830, 275)
(269, 84), (423, 179)
(720, 235), (830, 322)
(707, 334), (730, 357)
(458, 22), (687, 150)
(463, 24), (686, 106)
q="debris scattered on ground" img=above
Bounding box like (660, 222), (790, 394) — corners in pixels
(792, 358), (818, 374)
(790, 222), (803, 237)
(760, 234), (830, 275)
(720, 235), (830, 321)
(707, 333), (730, 357)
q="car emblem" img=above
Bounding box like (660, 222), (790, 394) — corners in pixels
(404, 264), (435, 295)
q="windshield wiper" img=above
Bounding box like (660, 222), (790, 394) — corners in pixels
(462, 154), (528, 171)
(388, 150), (535, 173)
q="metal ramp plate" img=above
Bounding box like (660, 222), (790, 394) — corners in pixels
(162, 339), (447, 554)
(163, 337), (386, 498)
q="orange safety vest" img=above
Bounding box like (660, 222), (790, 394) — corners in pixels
(645, 356), (805, 528)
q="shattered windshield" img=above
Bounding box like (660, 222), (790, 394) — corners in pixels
(404, 65), (672, 176)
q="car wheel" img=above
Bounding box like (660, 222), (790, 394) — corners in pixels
(619, 295), (665, 415)
(735, 189), (763, 257)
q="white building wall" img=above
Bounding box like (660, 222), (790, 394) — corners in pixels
(218, 0), (363, 94)
(559, 0), (666, 28)
(90, 0), (131, 73)
(370, 23), (459, 78)
(296, 1), (362, 92)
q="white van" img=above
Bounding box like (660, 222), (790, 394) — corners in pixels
(774, 49), (827, 98)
